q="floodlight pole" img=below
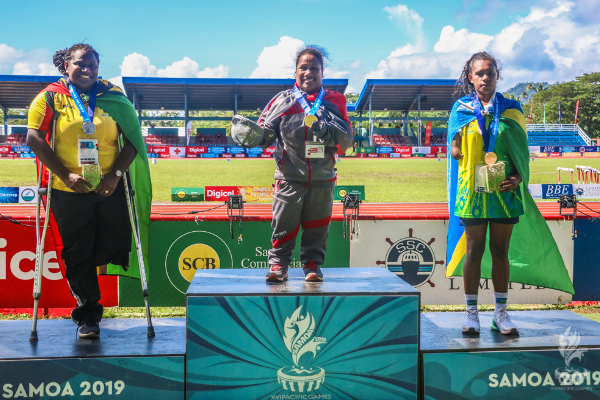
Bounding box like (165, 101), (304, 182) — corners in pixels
(234, 93), (238, 115)
(3, 108), (8, 136)
(368, 94), (372, 146)
(184, 92), (189, 143)
(417, 94), (421, 147)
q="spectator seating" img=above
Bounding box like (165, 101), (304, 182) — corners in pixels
(2, 134), (27, 146)
(528, 131), (587, 146)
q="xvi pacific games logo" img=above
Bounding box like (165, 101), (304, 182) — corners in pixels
(377, 228), (444, 287)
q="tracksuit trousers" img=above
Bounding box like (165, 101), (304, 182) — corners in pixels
(268, 180), (334, 267)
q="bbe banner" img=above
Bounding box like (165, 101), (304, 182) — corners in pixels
(186, 146), (207, 157)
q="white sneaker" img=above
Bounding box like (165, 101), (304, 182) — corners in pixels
(462, 308), (480, 334)
(491, 308), (519, 335)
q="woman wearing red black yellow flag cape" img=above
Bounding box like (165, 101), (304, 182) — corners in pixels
(27, 43), (151, 339)
(446, 52), (573, 336)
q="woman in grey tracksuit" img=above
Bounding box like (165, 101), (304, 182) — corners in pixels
(259, 46), (353, 282)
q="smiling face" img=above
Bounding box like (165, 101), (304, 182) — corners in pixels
(65, 49), (99, 92)
(468, 59), (498, 103)
(295, 54), (323, 94)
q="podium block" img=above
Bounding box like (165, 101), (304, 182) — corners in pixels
(186, 267), (420, 399)
(0, 319), (185, 400)
(421, 311), (600, 399)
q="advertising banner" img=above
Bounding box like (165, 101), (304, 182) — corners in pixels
(11, 146), (32, 153)
(171, 188), (204, 202)
(226, 147), (245, 154)
(238, 186), (272, 201)
(260, 154), (272, 158)
(357, 153), (367, 158)
(527, 184), (573, 199)
(0, 187), (19, 203)
(430, 146), (447, 154)
(379, 153), (390, 158)
(376, 146), (393, 154)
(201, 154), (219, 158)
(20, 153), (35, 158)
(577, 146), (597, 153)
(358, 147), (376, 154)
(0, 146), (11, 154)
(234, 153), (246, 158)
(148, 146), (170, 158)
(18, 187), (37, 204)
(264, 147), (276, 155)
(207, 146), (226, 154)
(390, 153), (400, 158)
(424, 121), (432, 146)
(169, 146), (186, 158)
(584, 152), (600, 158)
(119, 221), (350, 306)
(529, 146), (541, 153)
(573, 184), (600, 199)
(563, 152), (581, 157)
(0, 220), (117, 307)
(222, 153), (232, 158)
(531, 152), (547, 158)
(185, 146), (207, 157)
(334, 185), (365, 201)
(368, 153), (378, 158)
(394, 146), (412, 156)
(349, 220), (573, 304)
(246, 147), (264, 155)
(561, 146), (576, 153)
(541, 146), (559, 153)
(549, 152), (562, 157)
(412, 146), (431, 154)
(204, 186), (239, 201)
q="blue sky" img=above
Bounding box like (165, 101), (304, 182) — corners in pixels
(1, 0), (599, 94)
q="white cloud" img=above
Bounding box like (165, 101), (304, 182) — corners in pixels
(119, 53), (157, 77)
(196, 64), (229, 78)
(249, 36), (305, 78)
(383, 4), (425, 48)
(12, 62), (56, 75)
(366, 0), (600, 91)
(0, 44), (56, 75)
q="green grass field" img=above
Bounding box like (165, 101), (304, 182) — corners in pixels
(2, 157), (600, 203)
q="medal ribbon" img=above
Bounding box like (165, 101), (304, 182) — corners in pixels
(292, 85), (325, 118)
(472, 93), (500, 153)
(67, 79), (98, 124)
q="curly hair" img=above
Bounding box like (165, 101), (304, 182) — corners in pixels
(454, 51), (501, 96)
(295, 45), (329, 71)
(53, 43), (99, 76)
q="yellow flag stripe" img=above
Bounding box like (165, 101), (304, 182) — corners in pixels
(501, 108), (527, 134)
(445, 232), (467, 277)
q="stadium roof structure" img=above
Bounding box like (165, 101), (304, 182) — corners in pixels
(122, 77), (348, 112)
(0, 75), (62, 110)
(349, 79), (458, 114)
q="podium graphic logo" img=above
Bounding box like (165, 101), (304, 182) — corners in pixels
(20, 188), (35, 202)
(277, 306), (326, 393)
(176, 190), (187, 199)
(178, 243), (220, 282)
(555, 326), (587, 383)
(376, 228), (444, 287)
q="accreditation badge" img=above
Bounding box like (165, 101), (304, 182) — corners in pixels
(78, 138), (99, 165)
(305, 141), (325, 158)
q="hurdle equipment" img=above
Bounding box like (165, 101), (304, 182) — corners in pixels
(556, 167), (573, 184)
(118, 134), (155, 337)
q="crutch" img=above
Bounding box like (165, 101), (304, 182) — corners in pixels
(30, 117), (57, 341)
(118, 134), (155, 337)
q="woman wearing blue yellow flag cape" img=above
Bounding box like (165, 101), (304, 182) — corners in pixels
(446, 52), (574, 336)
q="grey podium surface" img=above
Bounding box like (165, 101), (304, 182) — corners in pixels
(187, 266), (420, 296)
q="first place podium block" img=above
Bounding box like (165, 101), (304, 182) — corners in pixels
(186, 267), (420, 400)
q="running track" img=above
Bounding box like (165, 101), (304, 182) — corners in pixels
(2, 201), (599, 222)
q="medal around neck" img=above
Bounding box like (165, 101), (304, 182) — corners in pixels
(82, 121), (96, 135)
(484, 152), (498, 165)
(304, 114), (318, 127)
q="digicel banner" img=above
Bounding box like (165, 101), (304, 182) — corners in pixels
(148, 146), (170, 158)
(0, 220), (117, 307)
(186, 146), (207, 157)
(264, 147), (276, 155)
(393, 146), (412, 155)
(205, 186), (239, 201)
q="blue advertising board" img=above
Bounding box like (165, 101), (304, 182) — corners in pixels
(208, 146), (226, 154)
(577, 146), (599, 152)
(0, 187), (19, 203)
(376, 146), (393, 154)
(541, 184), (573, 199)
(201, 153), (219, 158)
(226, 147), (245, 154)
(541, 146), (560, 153)
(246, 147), (264, 155)
(11, 146), (32, 153)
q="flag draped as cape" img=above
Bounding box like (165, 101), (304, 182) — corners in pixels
(38, 78), (151, 280)
(446, 93), (574, 294)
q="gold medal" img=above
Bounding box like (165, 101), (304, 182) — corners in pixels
(484, 152), (498, 165)
(304, 114), (318, 127)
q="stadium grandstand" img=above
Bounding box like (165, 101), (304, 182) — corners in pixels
(0, 75), (595, 157)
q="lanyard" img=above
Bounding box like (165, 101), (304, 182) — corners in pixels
(472, 93), (499, 153)
(292, 85), (325, 117)
(67, 79), (98, 125)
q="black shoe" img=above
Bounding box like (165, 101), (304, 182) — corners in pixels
(78, 321), (100, 339)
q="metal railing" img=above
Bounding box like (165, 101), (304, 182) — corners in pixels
(526, 124), (591, 145)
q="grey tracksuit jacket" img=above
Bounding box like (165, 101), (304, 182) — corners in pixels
(258, 86), (353, 267)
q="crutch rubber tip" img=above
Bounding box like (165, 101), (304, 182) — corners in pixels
(147, 326), (155, 337)
(29, 331), (38, 342)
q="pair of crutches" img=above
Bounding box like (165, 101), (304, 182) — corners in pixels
(30, 118), (154, 341)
